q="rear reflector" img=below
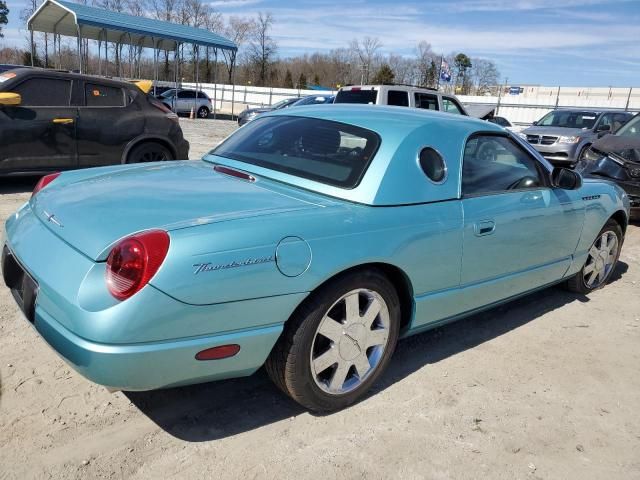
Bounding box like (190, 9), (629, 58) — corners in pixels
(195, 344), (241, 361)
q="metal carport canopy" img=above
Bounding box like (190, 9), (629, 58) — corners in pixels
(27, 0), (237, 52)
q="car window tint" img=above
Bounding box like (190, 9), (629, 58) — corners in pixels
(178, 90), (195, 99)
(196, 92), (208, 99)
(85, 84), (125, 107)
(213, 116), (380, 189)
(387, 90), (409, 107)
(462, 135), (542, 196)
(414, 93), (439, 110)
(334, 89), (378, 104)
(442, 97), (463, 115)
(13, 78), (71, 107)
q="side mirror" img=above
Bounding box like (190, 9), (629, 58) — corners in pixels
(551, 167), (582, 190)
(596, 124), (611, 132)
(532, 121), (538, 126)
(0, 92), (21, 107)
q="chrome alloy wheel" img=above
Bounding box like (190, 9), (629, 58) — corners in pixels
(584, 230), (619, 288)
(310, 288), (390, 395)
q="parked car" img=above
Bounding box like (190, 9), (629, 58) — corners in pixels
(334, 84), (469, 116)
(2, 105), (629, 412)
(0, 69), (188, 174)
(159, 88), (213, 118)
(291, 94), (334, 106)
(576, 113), (640, 219)
(237, 96), (308, 126)
(519, 109), (633, 167)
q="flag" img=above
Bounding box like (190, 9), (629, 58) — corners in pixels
(440, 59), (451, 83)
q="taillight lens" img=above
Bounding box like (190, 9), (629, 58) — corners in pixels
(32, 172), (61, 197)
(106, 230), (170, 300)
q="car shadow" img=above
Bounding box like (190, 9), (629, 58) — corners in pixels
(126, 260), (628, 442)
(0, 177), (40, 194)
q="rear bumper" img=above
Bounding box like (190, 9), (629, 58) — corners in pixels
(34, 306), (282, 390)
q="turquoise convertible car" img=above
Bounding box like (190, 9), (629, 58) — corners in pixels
(2, 105), (630, 412)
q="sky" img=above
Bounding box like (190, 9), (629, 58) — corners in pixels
(1, 0), (639, 86)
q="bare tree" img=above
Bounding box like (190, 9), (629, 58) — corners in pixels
(246, 12), (277, 86)
(221, 15), (253, 83)
(471, 58), (499, 95)
(349, 36), (381, 83)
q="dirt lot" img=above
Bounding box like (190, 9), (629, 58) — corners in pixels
(0, 119), (639, 479)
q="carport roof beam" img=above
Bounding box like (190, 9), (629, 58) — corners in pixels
(27, 0), (237, 52)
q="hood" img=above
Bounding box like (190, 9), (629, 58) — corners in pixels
(31, 161), (325, 260)
(522, 126), (587, 137)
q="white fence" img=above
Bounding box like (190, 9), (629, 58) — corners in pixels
(178, 82), (639, 126)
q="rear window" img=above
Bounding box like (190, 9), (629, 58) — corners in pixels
(212, 116), (381, 189)
(85, 83), (125, 107)
(388, 90), (409, 107)
(335, 89), (378, 104)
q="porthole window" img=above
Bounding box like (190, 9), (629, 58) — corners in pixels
(419, 147), (446, 183)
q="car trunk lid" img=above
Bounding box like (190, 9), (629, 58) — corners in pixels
(30, 161), (326, 260)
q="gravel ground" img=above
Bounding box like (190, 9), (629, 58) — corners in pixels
(0, 120), (639, 479)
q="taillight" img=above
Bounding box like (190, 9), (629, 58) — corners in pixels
(106, 230), (170, 300)
(32, 172), (61, 197)
(149, 98), (179, 122)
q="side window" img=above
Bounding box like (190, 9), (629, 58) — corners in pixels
(13, 78), (71, 107)
(387, 90), (409, 107)
(85, 83), (125, 107)
(197, 92), (208, 99)
(414, 93), (439, 110)
(442, 97), (464, 115)
(178, 90), (195, 99)
(462, 135), (543, 196)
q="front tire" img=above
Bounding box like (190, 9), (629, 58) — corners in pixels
(566, 219), (623, 294)
(197, 106), (210, 118)
(266, 270), (401, 412)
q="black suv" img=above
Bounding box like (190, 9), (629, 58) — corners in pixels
(0, 69), (189, 175)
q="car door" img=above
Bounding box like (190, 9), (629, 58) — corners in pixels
(76, 81), (144, 167)
(176, 90), (195, 113)
(0, 75), (77, 173)
(459, 133), (584, 311)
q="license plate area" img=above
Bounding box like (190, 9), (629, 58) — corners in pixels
(2, 245), (38, 323)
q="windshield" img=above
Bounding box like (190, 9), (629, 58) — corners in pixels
(160, 90), (175, 98)
(616, 114), (640, 138)
(212, 116), (380, 188)
(335, 89), (378, 104)
(271, 98), (298, 109)
(536, 110), (599, 129)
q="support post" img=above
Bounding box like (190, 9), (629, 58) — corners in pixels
(554, 86), (561, 109)
(194, 45), (199, 118)
(625, 87), (632, 112)
(213, 48), (218, 119)
(231, 51), (237, 120)
(30, 29), (35, 67)
(76, 25), (83, 73)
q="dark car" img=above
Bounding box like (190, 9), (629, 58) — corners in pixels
(0, 64), (27, 74)
(576, 113), (640, 219)
(0, 69), (189, 175)
(237, 97), (300, 126)
(519, 109), (633, 167)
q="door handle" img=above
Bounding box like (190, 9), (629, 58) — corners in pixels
(474, 220), (496, 236)
(52, 118), (74, 125)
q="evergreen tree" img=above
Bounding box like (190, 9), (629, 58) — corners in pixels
(284, 70), (294, 88)
(371, 64), (395, 84)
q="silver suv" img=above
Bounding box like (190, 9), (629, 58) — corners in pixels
(519, 109), (633, 167)
(334, 84), (469, 116)
(159, 89), (213, 118)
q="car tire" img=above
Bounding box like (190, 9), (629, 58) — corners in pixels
(197, 106), (210, 119)
(565, 219), (623, 294)
(126, 142), (174, 164)
(265, 270), (401, 412)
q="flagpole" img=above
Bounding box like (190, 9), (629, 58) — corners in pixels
(436, 55), (443, 90)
